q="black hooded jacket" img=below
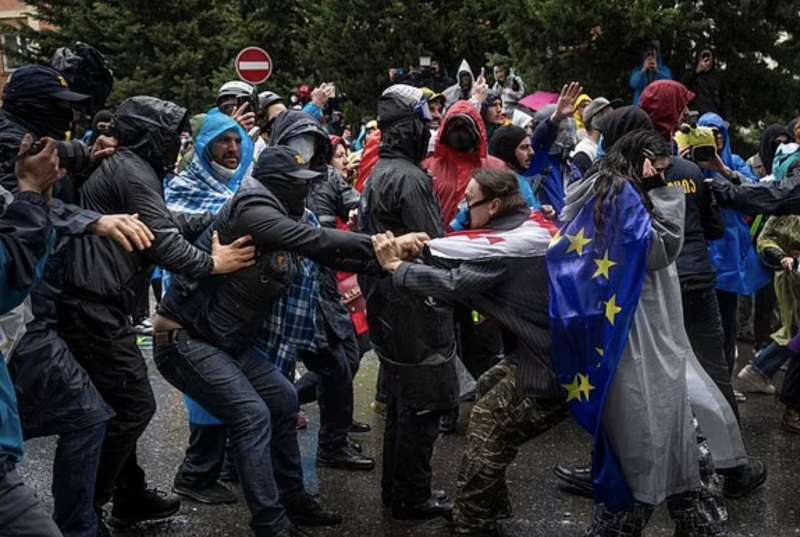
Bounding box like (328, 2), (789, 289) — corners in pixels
(61, 96), (213, 318)
(270, 109), (332, 166)
(682, 52), (727, 118)
(358, 93), (458, 410)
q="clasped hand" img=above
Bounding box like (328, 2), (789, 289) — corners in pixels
(371, 231), (430, 272)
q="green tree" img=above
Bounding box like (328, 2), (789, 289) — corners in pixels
(15, 0), (307, 113)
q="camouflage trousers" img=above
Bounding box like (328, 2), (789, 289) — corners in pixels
(585, 418), (729, 537)
(453, 360), (567, 534)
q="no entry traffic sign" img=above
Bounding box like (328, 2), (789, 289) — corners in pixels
(235, 47), (272, 85)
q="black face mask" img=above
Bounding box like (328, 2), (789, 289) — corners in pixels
(444, 125), (478, 153)
(264, 177), (310, 220)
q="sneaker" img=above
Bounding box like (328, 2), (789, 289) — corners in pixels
(172, 479), (237, 504)
(109, 488), (180, 529)
(736, 364), (776, 394)
(284, 492), (342, 527)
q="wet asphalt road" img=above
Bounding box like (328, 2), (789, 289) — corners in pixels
(18, 342), (800, 537)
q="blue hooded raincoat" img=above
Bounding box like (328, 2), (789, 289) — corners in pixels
(699, 112), (771, 296)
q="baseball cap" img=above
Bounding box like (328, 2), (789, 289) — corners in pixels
(583, 97), (624, 130)
(3, 64), (90, 103)
(254, 146), (323, 182)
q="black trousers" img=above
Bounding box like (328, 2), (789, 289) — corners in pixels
(296, 334), (356, 452)
(754, 284), (778, 349)
(381, 394), (441, 506)
(59, 300), (157, 508)
(781, 355), (800, 411)
(716, 290), (739, 377)
(681, 287), (740, 421)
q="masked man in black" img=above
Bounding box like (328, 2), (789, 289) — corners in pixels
(359, 84), (459, 520)
(57, 96), (254, 530)
(152, 145), (426, 537)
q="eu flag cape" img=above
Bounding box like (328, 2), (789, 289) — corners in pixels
(546, 181), (652, 511)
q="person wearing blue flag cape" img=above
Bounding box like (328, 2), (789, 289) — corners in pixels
(548, 130), (730, 536)
(370, 169), (566, 537)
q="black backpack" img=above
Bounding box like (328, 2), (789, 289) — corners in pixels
(51, 42), (114, 115)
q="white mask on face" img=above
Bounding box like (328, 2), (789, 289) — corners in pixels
(210, 160), (238, 180)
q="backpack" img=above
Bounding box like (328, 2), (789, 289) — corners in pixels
(51, 42), (114, 115)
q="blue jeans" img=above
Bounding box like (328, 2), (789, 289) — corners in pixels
(154, 331), (303, 537)
(751, 341), (795, 379)
(52, 422), (107, 537)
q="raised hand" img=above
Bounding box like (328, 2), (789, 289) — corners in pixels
(551, 81), (584, 123)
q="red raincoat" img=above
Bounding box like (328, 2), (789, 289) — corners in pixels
(423, 100), (506, 228)
(639, 80), (696, 140)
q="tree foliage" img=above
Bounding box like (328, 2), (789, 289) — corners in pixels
(10, 0), (800, 144)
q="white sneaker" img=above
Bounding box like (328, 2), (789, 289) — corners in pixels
(736, 364), (776, 394)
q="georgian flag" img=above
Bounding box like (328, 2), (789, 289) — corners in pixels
(427, 211), (557, 260)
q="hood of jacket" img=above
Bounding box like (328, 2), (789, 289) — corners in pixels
(269, 109), (332, 166)
(456, 59), (474, 87)
(191, 108), (254, 190)
(112, 96), (188, 175)
(597, 106), (654, 151)
(424, 100), (505, 226)
(434, 100), (488, 159)
(488, 125), (529, 171)
(377, 93), (430, 163)
(759, 124), (792, 175)
(697, 112), (734, 169)
(639, 80), (695, 141)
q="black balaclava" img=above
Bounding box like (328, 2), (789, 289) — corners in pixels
(760, 124), (793, 175)
(442, 116), (479, 153)
(264, 177), (309, 219)
(489, 126), (529, 171)
(5, 96), (73, 139)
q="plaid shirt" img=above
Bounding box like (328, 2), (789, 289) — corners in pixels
(255, 210), (327, 378)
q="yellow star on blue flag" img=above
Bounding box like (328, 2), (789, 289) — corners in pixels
(566, 228), (592, 256)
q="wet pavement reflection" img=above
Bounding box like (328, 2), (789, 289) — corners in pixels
(20, 344), (800, 536)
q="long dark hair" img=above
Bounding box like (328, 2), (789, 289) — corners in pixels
(592, 129), (671, 234)
(472, 169), (527, 218)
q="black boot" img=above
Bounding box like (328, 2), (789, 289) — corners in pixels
(316, 444), (375, 471)
(392, 497), (453, 521)
(720, 459), (767, 498)
(553, 463), (593, 498)
(284, 492), (342, 527)
(109, 487), (181, 528)
(172, 477), (237, 504)
(349, 420), (371, 433)
(382, 488), (449, 508)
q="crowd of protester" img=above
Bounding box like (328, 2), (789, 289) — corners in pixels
(1, 40), (800, 537)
